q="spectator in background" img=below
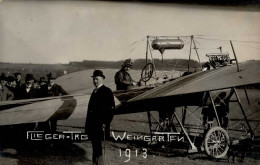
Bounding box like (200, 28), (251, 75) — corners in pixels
(0, 76), (14, 101)
(33, 79), (41, 89)
(18, 74), (39, 100)
(14, 72), (23, 87)
(39, 77), (47, 87)
(40, 72), (68, 132)
(41, 72), (68, 97)
(6, 76), (19, 100)
(0, 73), (7, 86)
(6, 76), (17, 89)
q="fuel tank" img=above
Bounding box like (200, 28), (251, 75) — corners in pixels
(151, 39), (184, 54)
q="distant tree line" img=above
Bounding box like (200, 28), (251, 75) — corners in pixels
(69, 58), (200, 71)
(0, 59), (200, 81)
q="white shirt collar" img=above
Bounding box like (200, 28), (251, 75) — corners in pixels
(26, 84), (32, 88)
(96, 84), (103, 89)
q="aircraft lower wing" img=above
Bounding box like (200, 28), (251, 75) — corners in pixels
(0, 96), (77, 126)
(115, 61), (260, 114)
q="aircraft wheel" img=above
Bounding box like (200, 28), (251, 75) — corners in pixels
(204, 126), (229, 159)
(141, 63), (154, 82)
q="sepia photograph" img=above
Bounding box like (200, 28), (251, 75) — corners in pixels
(0, 0), (260, 164)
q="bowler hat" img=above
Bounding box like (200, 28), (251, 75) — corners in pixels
(7, 76), (16, 82)
(91, 70), (105, 79)
(47, 72), (57, 79)
(0, 73), (7, 81)
(14, 72), (21, 76)
(39, 77), (46, 83)
(25, 74), (35, 81)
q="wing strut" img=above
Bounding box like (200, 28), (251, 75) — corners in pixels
(147, 110), (153, 140)
(173, 111), (198, 153)
(230, 40), (240, 72)
(243, 86), (250, 105)
(233, 88), (255, 139)
(209, 91), (221, 126)
(182, 106), (187, 125)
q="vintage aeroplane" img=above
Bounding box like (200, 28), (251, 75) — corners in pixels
(0, 35), (259, 159)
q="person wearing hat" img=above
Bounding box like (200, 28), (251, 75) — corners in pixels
(40, 72), (68, 132)
(7, 76), (16, 88)
(41, 72), (68, 97)
(85, 70), (115, 165)
(114, 59), (138, 90)
(0, 76), (14, 101)
(39, 77), (47, 87)
(18, 74), (39, 100)
(6, 76), (19, 100)
(0, 73), (7, 87)
(14, 72), (23, 87)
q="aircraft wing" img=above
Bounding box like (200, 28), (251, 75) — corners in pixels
(115, 60), (260, 114)
(0, 96), (77, 126)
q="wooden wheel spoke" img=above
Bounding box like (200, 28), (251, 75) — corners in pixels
(204, 126), (229, 159)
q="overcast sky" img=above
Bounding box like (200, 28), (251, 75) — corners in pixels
(0, 1), (259, 64)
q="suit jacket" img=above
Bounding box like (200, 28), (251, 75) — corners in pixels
(18, 84), (39, 100)
(85, 85), (115, 137)
(7, 86), (20, 100)
(40, 83), (68, 97)
(0, 86), (14, 101)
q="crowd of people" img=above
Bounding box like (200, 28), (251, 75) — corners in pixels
(0, 72), (68, 101)
(0, 72), (69, 133)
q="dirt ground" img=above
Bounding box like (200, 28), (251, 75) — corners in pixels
(0, 139), (259, 165)
(1, 124), (260, 165)
(1, 88), (260, 165)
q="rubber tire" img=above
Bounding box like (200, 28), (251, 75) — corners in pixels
(204, 126), (229, 159)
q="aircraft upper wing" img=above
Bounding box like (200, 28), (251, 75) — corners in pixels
(115, 61), (260, 114)
(129, 60), (260, 102)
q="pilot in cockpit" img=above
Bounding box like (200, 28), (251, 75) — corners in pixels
(114, 59), (138, 90)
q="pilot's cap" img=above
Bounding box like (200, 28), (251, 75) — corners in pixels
(91, 70), (105, 79)
(122, 59), (133, 68)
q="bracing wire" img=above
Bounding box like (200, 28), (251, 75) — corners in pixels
(125, 37), (147, 57)
(196, 34), (260, 37)
(197, 37), (260, 44)
(110, 37), (146, 59)
(232, 43), (260, 49)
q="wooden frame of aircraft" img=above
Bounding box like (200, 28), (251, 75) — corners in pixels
(113, 35), (259, 158)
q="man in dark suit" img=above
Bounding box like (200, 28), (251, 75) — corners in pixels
(14, 72), (23, 88)
(41, 73), (68, 97)
(18, 74), (39, 100)
(40, 72), (68, 132)
(6, 76), (19, 100)
(85, 70), (115, 165)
